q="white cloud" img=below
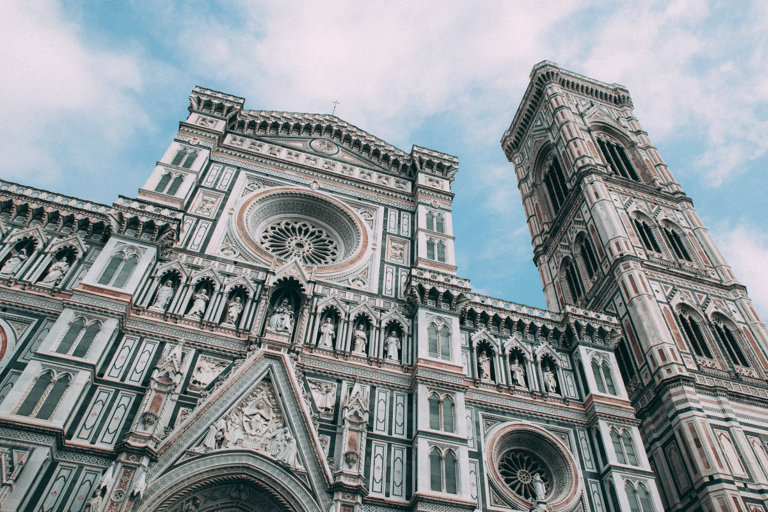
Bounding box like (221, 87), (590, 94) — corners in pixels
(711, 223), (768, 320)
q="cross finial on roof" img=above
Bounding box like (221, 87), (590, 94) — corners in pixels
(331, 101), (340, 116)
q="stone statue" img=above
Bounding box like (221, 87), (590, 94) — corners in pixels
(385, 332), (401, 361)
(352, 324), (367, 354)
(543, 365), (558, 394)
(188, 288), (209, 318)
(267, 298), (293, 332)
(151, 281), (174, 310)
(203, 419), (226, 450)
(532, 472), (547, 502)
(84, 492), (102, 512)
(278, 431), (299, 467)
(224, 296), (243, 325)
(478, 352), (491, 381)
(0, 249), (27, 276)
(511, 358), (526, 388)
(318, 318), (335, 348)
(308, 380), (337, 417)
(40, 258), (70, 285)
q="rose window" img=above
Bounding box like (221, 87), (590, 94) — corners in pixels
(258, 220), (340, 265)
(498, 450), (551, 501)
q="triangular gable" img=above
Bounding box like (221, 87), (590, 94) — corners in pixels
(316, 295), (348, 318)
(45, 234), (88, 258)
(143, 350), (329, 512)
(349, 302), (377, 323)
(7, 225), (46, 247)
(222, 274), (256, 295)
(153, 259), (191, 280)
(471, 328), (501, 351)
(189, 267), (224, 287)
(381, 308), (409, 334)
(270, 259), (310, 292)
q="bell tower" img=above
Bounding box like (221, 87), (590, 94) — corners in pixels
(503, 61), (768, 512)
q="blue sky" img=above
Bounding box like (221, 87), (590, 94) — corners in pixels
(3, 0), (768, 316)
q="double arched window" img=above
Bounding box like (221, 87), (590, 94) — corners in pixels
(633, 216), (662, 254)
(426, 211), (445, 233)
(98, 248), (140, 288)
(57, 318), (100, 358)
(426, 239), (446, 263)
(591, 357), (616, 395)
(429, 447), (458, 494)
(677, 311), (713, 359)
(171, 147), (198, 168)
(543, 155), (569, 216)
(428, 393), (455, 433)
(16, 370), (71, 420)
(713, 318), (750, 367)
(662, 224), (692, 262)
(611, 428), (638, 465)
(625, 481), (654, 512)
(428, 323), (451, 360)
(597, 137), (640, 181)
(154, 173), (185, 196)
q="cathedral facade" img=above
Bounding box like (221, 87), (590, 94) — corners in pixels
(0, 62), (763, 512)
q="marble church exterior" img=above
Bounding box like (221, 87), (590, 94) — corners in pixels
(0, 62), (765, 512)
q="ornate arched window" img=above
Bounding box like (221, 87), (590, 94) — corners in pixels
(662, 224), (692, 262)
(437, 241), (446, 262)
(429, 394), (441, 430)
(563, 258), (584, 303)
(428, 393), (455, 433)
(429, 447), (458, 494)
(166, 174), (185, 196)
(16, 371), (71, 420)
(579, 235), (599, 279)
(435, 214), (444, 233)
(597, 138), (640, 181)
(428, 323), (451, 360)
(625, 481), (654, 512)
(98, 248), (139, 288)
(426, 212), (435, 231)
(426, 239), (435, 260)
(430, 448), (442, 491)
(543, 155), (569, 216)
(633, 216), (662, 253)
(611, 428), (638, 465)
(677, 311), (713, 359)
(171, 148), (187, 166)
(591, 358), (616, 395)
(57, 318), (100, 358)
(182, 150), (198, 169)
(442, 396), (454, 433)
(154, 173), (172, 193)
(615, 339), (637, 384)
(713, 318), (749, 367)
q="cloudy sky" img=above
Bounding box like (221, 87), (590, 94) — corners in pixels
(2, 0), (768, 316)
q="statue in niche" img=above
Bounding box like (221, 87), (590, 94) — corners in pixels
(510, 358), (526, 388)
(543, 364), (558, 394)
(478, 352), (492, 381)
(0, 249), (27, 276)
(308, 380), (337, 418)
(267, 298), (293, 332)
(151, 281), (174, 310)
(203, 418), (227, 450)
(385, 331), (401, 361)
(40, 258), (70, 286)
(533, 473), (547, 502)
(224, 296), (243, 325)
(352, 324), (367, 354)
(318, 318), (335, 348)
(188, 288), (209, 318)
(84, 492), (102, 512)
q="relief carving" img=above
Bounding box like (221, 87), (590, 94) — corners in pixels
(307, 379), (337, 419)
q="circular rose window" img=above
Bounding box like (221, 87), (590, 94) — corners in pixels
(486, 422), (582, 512)
(234, 188), (370, 275)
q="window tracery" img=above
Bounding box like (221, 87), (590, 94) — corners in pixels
(16, 370), (72, 420)
(661, 223), (692, 262)
(591, 357), (616, 395)
(428, 322), (451, 361)
(632, 215), (662, 254)
(676, 310), (713, 359)
(429, 446), (458, 494)
(428, 392), (455, 433)
(171, 147), (198, 168)
(610, 428), (638, 466)
(596, 137), (640, 181)
(542, 155), (569, 216)
(712, 316), (750, 368)
(98, 247), (140, 288)
(57, 317), (101, 358)
(625, 481), (654, 512)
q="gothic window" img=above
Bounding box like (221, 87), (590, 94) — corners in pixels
(633, 217), (662, 253)
(580, 235), (600, 279)
(543, 156), (569, 216)
(427, 239), (435, 260)
(428, 393), (455, 433)
(662, 225), (692, 261)
(598, 138), (640, 181)
(564, 258), (584, 302)
(713, 320), (749, 367)
(677, 312), (713, 359)
(591, 358), (616, 395)
(625, 482), (654, 512)
(426, 212), (435, 231)
(611, 428), (639, 465)
(437, 241), (446, 262)
(435, 215), (444, 233)
(171, 148), (187, 166)
(443, 396), (454, 433)
(428, 324), (451, 360)
(429, 395), (440, 429)
(16, 371), (71, 420)
(182, 151), (198, 169)
(429, 447), (458, 494)
(98, 249), (139, 288)
(166, 175), (185, 196)
(615, 339), (637, 384)
(57, 318), (100, 358)
(154, 173), (172, 193)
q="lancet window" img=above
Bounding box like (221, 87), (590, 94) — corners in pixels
(625, 481), (654, 512)
(543, 155), (569, 216)
(591, 357), (617, 395)
(154, 173), (185, 196)
(426, 211), (444, 233)
(98, 248), (139, 288)
(611, 428), (639, 466)
(428, 393), (455, 433)
(677, 312), (713, 359)
(633, 217), (662, 253)
(16, 370), (71, 420)
(564, 258), (584, 303)
(429, 447), (458, 494)
(428, 323), (451, 360)
(597, 138), (640, 181)
(662, 225), (692, 261)
(615, 339), (637, 384)
(579, 236), (600, 279)
(713, 320), (749, 367)
(171, 147), (198, 168)
(57, 318), (100, 358)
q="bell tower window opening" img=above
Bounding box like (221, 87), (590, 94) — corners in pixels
(580, 236), (599, 279)
(663, 226), (692, 261)
(677, 312), (713, 359)
(633, 218), (662, 253)
(543, 156), (568, 216)
(598, 138), (639, 181)
(564, 258), (584, 302)
(615, 339), (637, 383)
(714, 321), (749, 367)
